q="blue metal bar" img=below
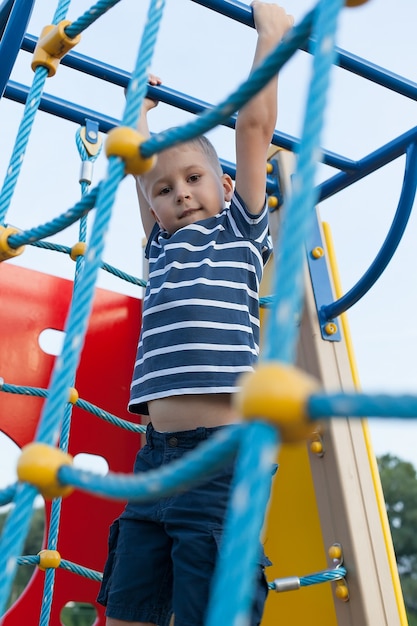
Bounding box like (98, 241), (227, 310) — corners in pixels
(271, 129), (357, 172)
(2, 81), (240, 184)
(194, 0), (417, 101)
(19, 32), (414, 174)
(20, 34), (356, 172)
(329, 44), (417, 102)
(317, 126), (417, 202)
(0, 0), (35, 98)
(191, 0), (254, 27)
(321, 140), (417, 320)
(4, 80), (120, 131)
(7, 77), (414, 206)
(21, 33), (132, 85)
(0, 0), (14, 33)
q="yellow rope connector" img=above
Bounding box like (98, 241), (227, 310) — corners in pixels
(68, 387), (79, 404)
(235, 363), (320, 443)
(0, 226), (25, 262)
(70, 241), (87, 261)
(105, 128), (156, 176)
(38, 549), (61, 571)
(31, 21), (81, 77)
(17, 443), (74, 500)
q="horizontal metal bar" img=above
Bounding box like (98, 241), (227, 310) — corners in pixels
(194, 0), (417, 101)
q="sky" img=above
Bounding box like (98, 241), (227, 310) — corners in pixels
(0, 0), (416, 486)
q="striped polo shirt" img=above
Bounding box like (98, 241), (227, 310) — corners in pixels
(129, 191), (272, 415)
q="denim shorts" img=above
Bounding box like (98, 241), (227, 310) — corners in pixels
(97, 423), (272, 626)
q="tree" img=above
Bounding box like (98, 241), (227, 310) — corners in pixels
(378, 453), (417, 619)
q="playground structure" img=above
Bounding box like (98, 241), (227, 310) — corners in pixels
(0, 0), (416, 625)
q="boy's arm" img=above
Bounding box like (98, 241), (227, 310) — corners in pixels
(235, 2), (293, 215)
(134, 76), (161, 239)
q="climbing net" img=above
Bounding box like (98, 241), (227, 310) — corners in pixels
(1, 0), (416, 624)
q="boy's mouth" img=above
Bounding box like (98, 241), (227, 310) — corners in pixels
(179, 208), (201, 218)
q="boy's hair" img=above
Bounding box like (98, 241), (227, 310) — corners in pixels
(137, 134), (224, 202)
(189, 135), (223, 177)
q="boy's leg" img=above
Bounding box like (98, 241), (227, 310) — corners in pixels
(99, 516), (174, 624)
(99, 426), (175, 624)
(167, 494), (269, 626)
(159, 428), (270, 626)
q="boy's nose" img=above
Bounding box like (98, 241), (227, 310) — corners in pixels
(175, 189), (191, 203)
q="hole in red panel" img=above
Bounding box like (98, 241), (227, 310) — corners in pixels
(60, 601), (98, 625)
(38, 328), (65, 356)
(73, 453), (109, 476)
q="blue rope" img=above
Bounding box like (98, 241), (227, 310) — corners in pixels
(65, 0), (123, 39)
(0, 483), (17, 506)
(268, 566), (347, 591)
(7, 184), (100, 248)
(0, 382), (145, 431)
(25, 240), (147, 286)
(299, 567), (347, 588)
(0, 483), (39, 613)
(15, 555), (103, 581)
(75, 125), (102, 195)
(58, 424), (241, 500)
(52, 0), (71, 24)
(0, 67), (49, 223)
(59, 558), (103, 581)
(263, 0), (344, 365)
(0, 0), (75, 608)
(309, 392), (417, 420)
(30, 240), (73, 254)
(206, 422), (278, 626)
(100, 261), (147, 287)
(76, 398), (146, 433)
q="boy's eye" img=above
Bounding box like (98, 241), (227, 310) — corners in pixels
(158, 186), (171, 195)
(188, 174), (200, 183)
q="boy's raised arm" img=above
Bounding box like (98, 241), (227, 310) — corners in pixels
(235, 2), (293, 215)
(134, 76), (161, 239)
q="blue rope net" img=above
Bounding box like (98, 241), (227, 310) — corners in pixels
(0, 0), (414, 623)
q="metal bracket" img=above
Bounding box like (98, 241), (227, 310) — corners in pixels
(306, 215), (341, 342)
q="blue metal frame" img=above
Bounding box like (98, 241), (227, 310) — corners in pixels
(322, 140), (417, 320)
(0, 0), (35, 98)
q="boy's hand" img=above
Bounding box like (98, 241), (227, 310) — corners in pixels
(143, 74), (162, 114)
(251, 1), (294, 43)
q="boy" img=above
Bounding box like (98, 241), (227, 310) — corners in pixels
(98, 3), (294, 625)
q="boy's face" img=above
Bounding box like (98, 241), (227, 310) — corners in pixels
(142, 144), (233, 234)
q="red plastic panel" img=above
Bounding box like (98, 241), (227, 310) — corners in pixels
(0, 263), (143, 625)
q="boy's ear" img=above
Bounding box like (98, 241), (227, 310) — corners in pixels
(221, 173), (234, 201)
